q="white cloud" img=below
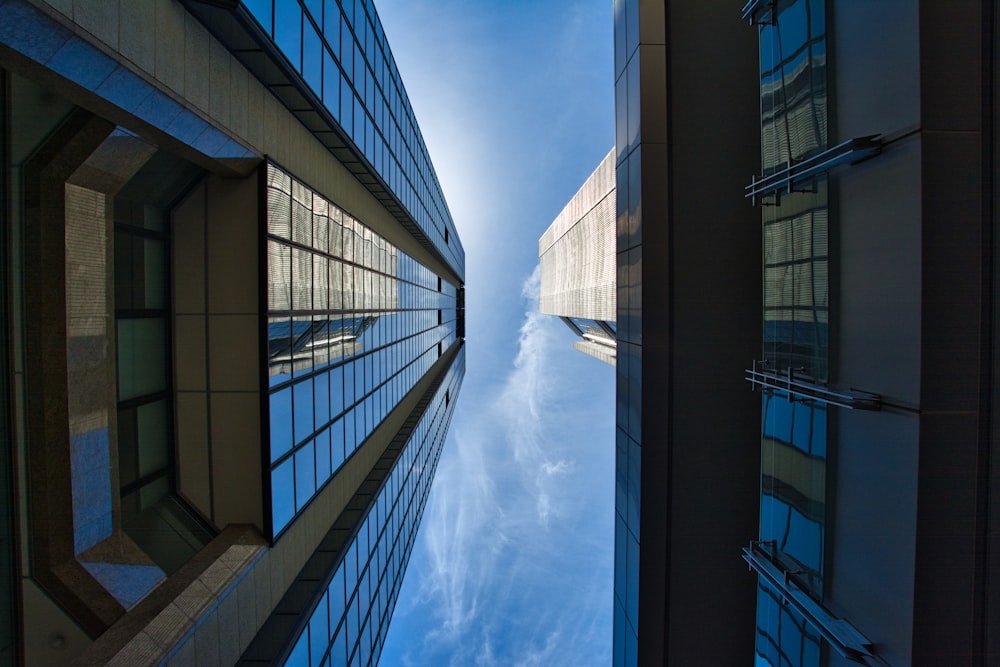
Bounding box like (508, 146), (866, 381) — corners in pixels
(386, 267), (615, 667)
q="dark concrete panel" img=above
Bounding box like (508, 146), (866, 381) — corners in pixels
(832, 0), (920, 139)
(921, 130), (983, 413)
(920, 0), (982, 133)
(642, 0), (760, 662)
(828, 408), (918, 666)
(912, 410), (982, 665)
(834, 137), (922, 406)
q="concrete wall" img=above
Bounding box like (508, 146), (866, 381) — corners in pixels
(614, 0), (761, 663)
(11, 0), (451, 281)
(539, 148), (617, 322)
(173, 171), (263, 531)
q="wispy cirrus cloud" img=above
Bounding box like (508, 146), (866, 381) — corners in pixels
(385, 267), (615, 667)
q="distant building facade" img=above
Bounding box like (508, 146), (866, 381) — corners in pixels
(612, 1), (999, 666)
(0, 1), (464, 665)
(539, 148), (617, 366)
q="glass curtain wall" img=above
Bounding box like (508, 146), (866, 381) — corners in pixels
(264, 163), (458, 537)
(0, 67), (16, 667)
(285, 353), (463, 667)
(755, 1), (830, 665)
(114, 156), (213, 576)
(242, 0), (462, 274)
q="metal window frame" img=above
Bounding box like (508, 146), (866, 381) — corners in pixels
(745, 361), (881, 410)
(743, 541), (875, 661)
(746, 136), (883, 205)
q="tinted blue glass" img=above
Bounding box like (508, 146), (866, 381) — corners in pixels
(616, 342), (629, 431)
(270, 386), (294, 461)
(343, 360), (355, 405)
(613, 598), (626, 665)
(625, 529), (639, 624)
(627, 436), (640, 533)
(340, 80), (354, 143)
(614, 513), (626, 605)
(352, 96), (363, 145)
(303, 16), (323, 95)
(314, 369), (330, 427)
(329, 561), (345, 617)
(339, 20), (353, 74)
(330, 418), (345, 470)
(303, 0), (322, 22)
(329, 629), (347, 667)
(274, 0), (302, 72)
(344, 406), (356, 452)
(243, 0), (273, 34)
(309, 590), (330, 665)
(272, 457), (295, 533)
(624, 625), (638, 667)
(293, 377), (314, 444)
(295, 443), (316, 512)
(323, 51), (343, 115)
(348, 591), (360, 651)
(323, 0), (341, 49)
(315, 426), (332, 481)
(288, 626), (310, 667)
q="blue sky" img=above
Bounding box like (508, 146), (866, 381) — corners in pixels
(374, 1), (616, 665)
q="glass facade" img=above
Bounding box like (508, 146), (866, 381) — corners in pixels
(613, 0), (643, 662)
(286, 351), (463, 667)
(0, 68), (16, 667)
(754, 1), (830, 665)
(241, 0), (463, 276)
(264, 162), (459, 537)
(115, 192), (213, 574)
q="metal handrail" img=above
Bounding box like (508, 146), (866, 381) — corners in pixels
(745, 362), (881, 410)
(743, 542), (875, 661)
(746, 136), (882, 205)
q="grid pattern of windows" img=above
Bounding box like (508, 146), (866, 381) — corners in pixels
(538, 149), (616, 323)
(0, 69), (14, 667)
(613, 0), (643, 659)
(286, 348), (464, 667)
(754, 1), (829, 665)
(243, 0), (462, 276)
(762, 183), (829, 381)
(759, 0), (828, 174)
(265, 163), (458, 537)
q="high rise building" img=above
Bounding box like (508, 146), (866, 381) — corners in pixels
(612, 1), (998, 666)
(538, 148), (617, 366)
(0, 1), (464, 665)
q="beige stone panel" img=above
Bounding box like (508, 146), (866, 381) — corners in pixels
(164, 634), (196, 667)
(183, 11), (211, 114)
(175, 391), (211, 521)
(261, 91), (278, 157)
(41, 0), (72, 18)
(208, 314), (258, 392)
(193, 610), (220, 665)
(64, 183), (107, 338)
(154, 0), (186, 95)
(73, 0), (119, 51)
(234, 571), (258, 654)
(208, 38), (231, 128)
(174, 315), (206, 392)
(20, 578), (92, 666)
(206, 174), (258, 314)
(172, 181), (206, 315)
(215, 581), (241, 662)
(209, 392), (262, 528)
(229, 64), (249, 141)
(245, 78), (264, 152)
(119, 1), (155, 75)
(249, 549), (273, 629)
